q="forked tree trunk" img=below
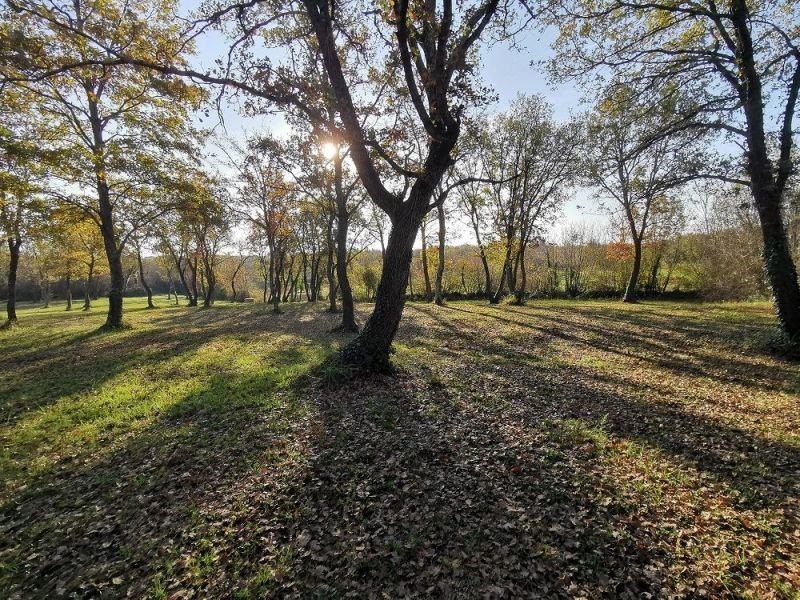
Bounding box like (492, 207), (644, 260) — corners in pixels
(491, 244), (513, 304)
(6, 236), (21, 322)
(623, 238), (642, 303)
(340, 202), (428, 370)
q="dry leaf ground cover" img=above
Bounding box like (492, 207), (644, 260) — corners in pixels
(0, 297), (798, 598)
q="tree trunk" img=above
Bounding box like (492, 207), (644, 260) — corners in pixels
(187, 255), (199, 307)
(491, 242), (514, 304)
(434, 203), (446, 306)
(755, 188), (800, 338)
(341, 203), (424, 371)
(6, 236), (20, 322)
(623, 238), (642, 303)
(83, 264), (93, 311)
(731, 0), (800, 340)
(479, 247), (492, 300)
(86, 93), (126, 329)
(326, 216), (337, 313)
(41, 279), (51, 308)
(420, 220), (432, 301)
(65, 274), (73, 311)
(137, 248), (155, 309)
(334, 156), (358, 332)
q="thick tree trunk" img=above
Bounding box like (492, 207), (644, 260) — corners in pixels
(623, 238), (642, 303)
(434, 203), (446, 306)
(6, 237), (20, 322)
(106, 250), (125, 327)
(340, 206), (422, 370)
(755, 188), (800, 337)
(86, 94), (126, 329)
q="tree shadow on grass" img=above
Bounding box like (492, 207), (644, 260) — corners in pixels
(412, 304), (799, 508)
(454, 303), (800, 394)
(0, 303), (342, 429)
(0, 363), (317, 598)
(1, 301), (797, 598)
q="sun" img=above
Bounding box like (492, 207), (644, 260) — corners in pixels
(320, 141), (338, 159)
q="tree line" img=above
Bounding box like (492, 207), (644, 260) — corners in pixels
(1, 0), (798, 370)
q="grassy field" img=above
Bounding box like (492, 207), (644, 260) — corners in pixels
(0, 296), (798, 598)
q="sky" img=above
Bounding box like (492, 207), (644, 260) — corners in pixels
(178, 4), (604, 245)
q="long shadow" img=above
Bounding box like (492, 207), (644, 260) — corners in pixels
(0, 363), (316, 597)
(2, 301), (797, 597)
(0, 303), (341, 429)
(413, 303), (799, 508)
(449, 303), (799, 394)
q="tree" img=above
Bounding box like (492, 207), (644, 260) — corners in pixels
(2, 0), (205, 328)
(476, 96), (582, 303)
(548, 0), (800, 334)
(130, 232), (156, 309)
(0, 85), (53, 324)
(586, 88), (702, 302)
(13, 0), (516, 369)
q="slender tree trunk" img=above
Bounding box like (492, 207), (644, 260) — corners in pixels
(202, 254), (215, 308)
(187, 256), (199, 307)
(137, 248), (155, 309)
(420, 220), (432, 301)
(334, 157), (358, 332)
(479, 248), (492, 300)
(326, 216), (338, 313)
(302, 252), (311, 302)
(434, 204), (446, 306)
(623, 238), (642, 303)
(65, 274), (73, 311)
(6, 236), (20, 322)
(83, 259), (94, 311)
(170, 251), (190, 306)
(41, 278), (51, 308)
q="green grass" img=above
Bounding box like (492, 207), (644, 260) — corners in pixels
(1, 296), (798, 598)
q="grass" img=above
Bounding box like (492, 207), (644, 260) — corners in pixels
(1, 296), (798, 598)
